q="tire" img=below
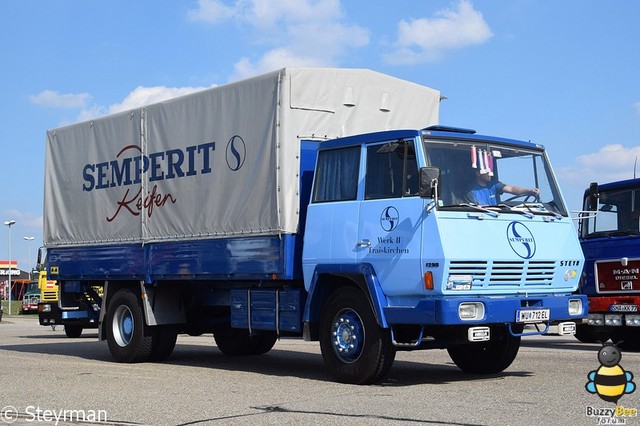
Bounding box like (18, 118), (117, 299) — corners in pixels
(64, 324), (83, 338)
(319, 287), (396, 385)
(612, 328), (640, 351)
(448, 326), (521, 374)
(574, 324), (607, 344)
(250, 332), (278, 355)
(149, 325), (178, 362)
(214, 327), (276, 356)
(106, 289), (154, 363)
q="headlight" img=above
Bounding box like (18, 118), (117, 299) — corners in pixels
(459, 302), (485, 320)
(568, 298), (583, 315)
(605, 314), (622, 326)
(625, 315), (640, 326)
(588, 314), (604, 326)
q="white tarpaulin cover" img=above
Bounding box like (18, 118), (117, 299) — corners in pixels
(44, 67), (440, 247)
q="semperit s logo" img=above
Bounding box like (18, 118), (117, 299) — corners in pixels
(226, 135), (246, 171)
(380, 206), (399, 232)
(506, 221), (536, 259)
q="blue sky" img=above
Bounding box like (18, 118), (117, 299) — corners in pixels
(1, 0), (639, 271)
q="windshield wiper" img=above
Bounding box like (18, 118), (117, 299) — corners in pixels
(509, 203), (563, 219)
(460, 203), (499, 218)
(496, 204), (534, 219)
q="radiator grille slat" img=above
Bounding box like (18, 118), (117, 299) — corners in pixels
(449, 260), (556, 289)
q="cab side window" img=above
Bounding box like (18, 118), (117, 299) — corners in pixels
(365, 140), (418, 199)
(312, 146), (360, 202)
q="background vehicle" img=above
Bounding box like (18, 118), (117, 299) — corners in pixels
(37, 268), (61, 328)
(576, 179), (640, 349)
(36, 248), (99, 337)
(44, 68), (586, 384)
(20, 281), (40, 313)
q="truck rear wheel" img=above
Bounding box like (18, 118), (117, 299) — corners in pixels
(214, 327), (277, 355)
(150, 325), (178, 362)
(447, 327), (520, 374)
(106, 289), (154, 363)
(251, 332), (278, 355)
(64, 324), (83, 338)
(319, 287), (396, 384)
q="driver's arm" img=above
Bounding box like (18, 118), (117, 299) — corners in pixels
(503, 184), (540, 198)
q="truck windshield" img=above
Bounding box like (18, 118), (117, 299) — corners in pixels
(24, 282), (39, 294)
(581, 186), (640, 238)
(423, 138), (567, 216)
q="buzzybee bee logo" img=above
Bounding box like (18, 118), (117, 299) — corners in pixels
(586, 343), (635, 403)
(585, 343), (637, 424)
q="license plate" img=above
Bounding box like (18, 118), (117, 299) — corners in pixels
(516, 309), (550, 323)
(611, 305), (639, 312)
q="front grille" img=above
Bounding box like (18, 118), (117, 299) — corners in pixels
(42, 291), (57, 301)
(449, 260), (556, 289)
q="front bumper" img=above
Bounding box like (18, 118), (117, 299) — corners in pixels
(383, 294), (588, 326)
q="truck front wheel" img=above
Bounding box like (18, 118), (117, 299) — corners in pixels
(447, 327), (520, 374)
(612, 328), (640, 351)
(64, 324), (83, 338)
(575, 324), (607, 344)
(106, 290), (154, 363)
(319, 287), (396, 384)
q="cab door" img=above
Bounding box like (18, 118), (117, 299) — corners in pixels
(356, 140), (425, 296)
(303, 145), (361, 284)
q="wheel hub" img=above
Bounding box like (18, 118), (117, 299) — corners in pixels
(331, 310), (364, 363)
(113, 305), (134, 347)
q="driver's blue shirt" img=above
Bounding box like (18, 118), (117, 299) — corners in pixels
(467, 182), (505, 205)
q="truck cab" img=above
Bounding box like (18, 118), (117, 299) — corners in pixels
(37, 269), (60, 326)
(20, 281), (40, 313)
(302, 126), (586, 382)
(577, 178), (640, 348)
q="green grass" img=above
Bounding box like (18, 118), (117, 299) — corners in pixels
(2, 299), (30, 316)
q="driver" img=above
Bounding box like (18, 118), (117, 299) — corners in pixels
(466, 169), (540, 206)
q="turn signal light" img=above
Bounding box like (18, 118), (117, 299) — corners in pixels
(424, 272), (434, 290)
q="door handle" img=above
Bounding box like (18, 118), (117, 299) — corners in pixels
(356, 239), (371, 247)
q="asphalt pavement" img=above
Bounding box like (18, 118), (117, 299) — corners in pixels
(0, 315), (638, 426)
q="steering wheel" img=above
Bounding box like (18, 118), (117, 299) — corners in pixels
(502, 193), (540, 204)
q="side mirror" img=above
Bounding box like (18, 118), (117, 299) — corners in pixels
(588, 182), (599, 211)
(419, 167), (440, 199)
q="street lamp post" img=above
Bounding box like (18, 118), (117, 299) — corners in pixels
(24, 236), (34, 280)
(4, 220), (16, 316)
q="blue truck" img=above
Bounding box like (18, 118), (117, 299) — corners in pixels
(576, 179), (640, 350)
(44, 68), (586, 384)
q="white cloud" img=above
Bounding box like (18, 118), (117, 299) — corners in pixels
(29, 90), (92, 109)
(187, 0), (369, 79)
(38, 85), (212, 124)
(385, 0), (492, 64)
(107, 85), (211, 114)
(634, 102), (640, 117)
(74, 104), (109, 123)
(188, 0), (342, 28)
(556, 144), (640, 212)
(76, 85), (210, 122)
(187, 0), (236, 22)
(558, 144), (640, 187)
(2, 209), (43, 232)
(232, 48), (327, 81)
